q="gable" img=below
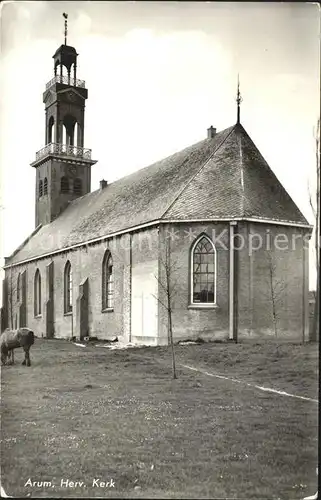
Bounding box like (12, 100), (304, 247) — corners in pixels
(57, 87), (86, 102)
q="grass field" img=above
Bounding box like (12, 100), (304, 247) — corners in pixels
(1, 339), (318, 499)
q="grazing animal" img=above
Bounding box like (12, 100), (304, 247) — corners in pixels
(0, 328), (34, 366)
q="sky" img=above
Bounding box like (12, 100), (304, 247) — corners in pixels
(0, 1), (320, 293)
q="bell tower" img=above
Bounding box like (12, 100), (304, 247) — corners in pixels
(31, 13), (97, 227)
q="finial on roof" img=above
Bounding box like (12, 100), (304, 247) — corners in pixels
(236, 73), (243, 124)
(63, 12), (68, 45)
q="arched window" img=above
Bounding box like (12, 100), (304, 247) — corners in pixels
(70, 62), (77, 80)
(191, 235), (216, 305)
(44, 177), (48, 195)
(64, 261), (73, 313)
(63, 114), (76, 146)
(61, 176), (69, 193)
(62, 124), (67, 146)
(73, 178), (82, 195)
(17, 273), (21, 302)
(61, 64), (68, 77)
(48, 116), (54, 143)
(102, 251), (114, 310)
(39, 179), (43, 198)
(74, 122), (78, 147)
(55, 62), (69, 81)
(34, 269), (41, 316)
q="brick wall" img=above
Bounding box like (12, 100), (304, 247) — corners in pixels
(158, 222), (230, 343)
(236, 222), (308, 340)
(4, 228), (159, 342)
(4, 221), (308, 344)
(4, 264), (29, 331)
(1, 278), (8, 331)
(35, 158), (91, 227)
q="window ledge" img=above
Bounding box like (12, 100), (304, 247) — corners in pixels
(34, 314), (42, 319)
(188, 304), (219, 310)
(102, 308), (114, 313)
(64, 311), (73, 316)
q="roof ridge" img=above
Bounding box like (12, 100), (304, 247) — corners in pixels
(90, 137), (212, 194)
(161, 125), (236, 220)
(237, 129), (245, 217)
(62, 128), (235, 214)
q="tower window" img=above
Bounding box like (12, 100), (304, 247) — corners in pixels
(34, 269), (42, 316)
(73, 178), (82, 195)
(39, 180), (43, 198)
(102, 250), (114, 310)
(63, 115), (77, 146)
(61, 176), (69, 193)
(64, 261), (73, 313)
(74, 122), (79, 147)
(48, 116), (54, 143)
(44, 177), (48, 195)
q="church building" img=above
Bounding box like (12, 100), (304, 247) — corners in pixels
(1, 36), (312, 344)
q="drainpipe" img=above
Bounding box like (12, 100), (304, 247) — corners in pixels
(71, 311), (74, 340)
(129, 233), (132, 343)
(229, 222), (237, 341)
(141, 291), (144, 338)
(10, 265), (13, 329)
(302, 232), (309, 342)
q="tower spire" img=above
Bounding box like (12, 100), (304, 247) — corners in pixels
(236, 74), (242, 124)
(63, 12), (68, 45)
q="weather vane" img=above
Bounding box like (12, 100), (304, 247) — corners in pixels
(63, 12), (68, 45)
(236, 74), (243, 124)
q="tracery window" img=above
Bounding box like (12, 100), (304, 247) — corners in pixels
(191, 235), (216, 305)
(64, 261), (73, 313)
(102, 251), (114, 310)
(34, 269), (42, 316)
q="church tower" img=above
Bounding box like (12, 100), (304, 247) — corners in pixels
(31, 15), (96, 227)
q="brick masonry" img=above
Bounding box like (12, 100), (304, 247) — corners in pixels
(158, 222), (230, 343)
(35, 159), (91, 227)
(3, 221), (310, 343)
(235, 222), (309, 341)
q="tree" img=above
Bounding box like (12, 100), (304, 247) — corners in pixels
(308, 118), (320, 341)
(265, 250), (286, 339)
(154, 235), (180, 379)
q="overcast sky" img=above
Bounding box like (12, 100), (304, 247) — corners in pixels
(0, 1), (320, 289)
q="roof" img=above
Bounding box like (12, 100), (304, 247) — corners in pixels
(7, 123), (309, 266)
(53, 45), (78, 57)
